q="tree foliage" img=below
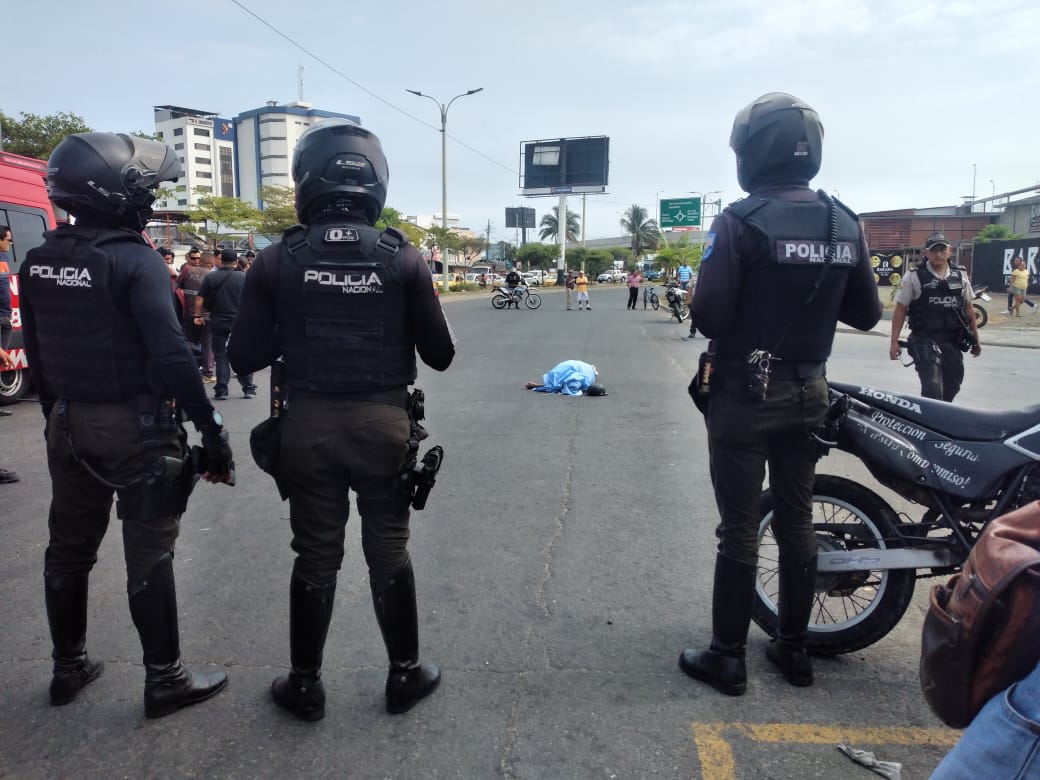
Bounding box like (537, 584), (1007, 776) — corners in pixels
(376, 206), (424, 246)
(973, 224), (1025, 244)
(0, 110), (92, 160)
(620, 204), (660, 256)
(516, 243), (560, 270)
(258, 185), (298, 235)
(567, 247), (614, 277)
(653, 234), (703, 278)
(538, 206), (581, 244)
(186, 193), (262, 244)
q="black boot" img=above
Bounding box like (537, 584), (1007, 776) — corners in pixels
(679, 554), (757, 696)
(271, 572), (335, 721)
(765, 556), (817, 687)
(44, 556), (103, 705)
(128, 554), (228, 719)
(371, 562), (440, 714)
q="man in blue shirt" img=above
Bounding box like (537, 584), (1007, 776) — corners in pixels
(677, 261), (693, 290)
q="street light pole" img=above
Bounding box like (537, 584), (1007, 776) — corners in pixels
(406, 87), (483, 289)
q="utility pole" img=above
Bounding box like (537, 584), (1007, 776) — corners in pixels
(485, 219), (491, 263)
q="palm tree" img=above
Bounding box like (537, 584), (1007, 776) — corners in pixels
(539, 206), (581, 244)
(620, 204), (660, 257)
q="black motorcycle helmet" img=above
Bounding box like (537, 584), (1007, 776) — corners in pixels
(292, 120), (388, 225)
(46, 132), (181, 231)
(587, 383), (608, 397)
(729, 93), (823, 192)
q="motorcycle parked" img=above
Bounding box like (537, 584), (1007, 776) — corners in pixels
(972, 285), (991, 329)
(664, 283), (689, 323)
(753, 380), (1040, 655)
(491, 285), (541, 310)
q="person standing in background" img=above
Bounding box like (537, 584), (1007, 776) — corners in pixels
(626, 269), (642, 309)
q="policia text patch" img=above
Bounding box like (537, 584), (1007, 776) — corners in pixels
(775, 241), (859, 266)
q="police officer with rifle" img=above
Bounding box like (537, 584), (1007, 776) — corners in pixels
(889, 231), (981, 402)
(19, 132), (235, 718)
(680, 94), (881, 696)
(229, 120), (455, 721)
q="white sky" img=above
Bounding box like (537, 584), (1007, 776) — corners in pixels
(6, 0), (1038, 243)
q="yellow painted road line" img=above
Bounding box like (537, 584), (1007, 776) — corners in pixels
(691, 722), (961, 780)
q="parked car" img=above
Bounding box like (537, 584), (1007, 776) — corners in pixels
(596, 269), (625, 283)
(520, 272), (542, 286)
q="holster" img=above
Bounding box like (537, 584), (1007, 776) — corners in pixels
(116, 452), (199, 521)
(688, 343), (716, 416)
(251, 359), (289, 499)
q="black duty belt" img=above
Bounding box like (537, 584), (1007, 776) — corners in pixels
(716, 359), (826, 382)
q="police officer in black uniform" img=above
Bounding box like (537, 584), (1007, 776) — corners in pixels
(19, 132), (235, 718)
(228, 121), (455, 721)
(679, 94), (881, 695)
(889, 232), (980, 401)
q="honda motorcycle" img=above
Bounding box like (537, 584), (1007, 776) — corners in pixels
(753, 381), (1040, 655)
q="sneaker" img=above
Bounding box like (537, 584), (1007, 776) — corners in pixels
(202, 376), (217, 384)
(0, 409), (12, 416)
(213, 393), (228, 401)
(0, 467), (19, 484)
(999, 310), (1010, 315)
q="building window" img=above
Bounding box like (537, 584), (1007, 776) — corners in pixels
(174, 143), (184, 150)
(193, 128), (210, 137)
(194, 143), (211, 151)
(173, 128), (183, 136)
(195, 156), (212, 165)
(196, 186), (212, 194)
(196, 171), (212, 179)
(260, 154), (288, 160)
(260, 136), (287, 142)
(176, 185), (187, 192)
(177, 199), (188, 206)
(219, 147), (234, 196)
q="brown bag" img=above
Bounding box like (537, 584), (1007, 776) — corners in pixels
(919, 501), (1040, 727)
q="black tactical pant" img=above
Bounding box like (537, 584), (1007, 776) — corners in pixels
(44, 400), (185, 585)
(276, 396), (413, 586)
(706, 374), (829, 567)
(909, 335), (964, 402)
(210, 316), (254, 397)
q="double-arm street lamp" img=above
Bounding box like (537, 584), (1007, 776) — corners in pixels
(406, 87), (483, 285)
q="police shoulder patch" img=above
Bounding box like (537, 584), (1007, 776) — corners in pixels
(702, 233), (716, 262)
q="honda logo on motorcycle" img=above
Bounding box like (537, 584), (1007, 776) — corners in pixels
(858, 387), (923, 415)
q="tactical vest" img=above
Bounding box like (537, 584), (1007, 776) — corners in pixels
(716, 192), (862, 362)
(908, 265), (966, 339)
(276, 222), (417, 395)
(22, 225), (152, 401)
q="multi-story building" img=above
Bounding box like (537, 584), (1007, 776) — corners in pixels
(234, 101), (360, 209)
(153, 105), (236, 211)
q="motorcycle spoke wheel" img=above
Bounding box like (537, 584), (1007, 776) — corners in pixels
(491, 295), (507, 309)
(753, 475), (916, 656)
(973, 303), (988, 329)
(525, 293), (542, 309)
(651, 296), (660, 311)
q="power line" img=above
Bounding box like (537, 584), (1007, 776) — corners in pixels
(229, 0), (517, 176)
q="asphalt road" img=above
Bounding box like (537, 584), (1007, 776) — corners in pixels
(2, 285), (1029, 779)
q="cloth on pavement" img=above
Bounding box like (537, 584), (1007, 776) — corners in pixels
(529, 360), (597, 396)
(836, 743), (902, 779)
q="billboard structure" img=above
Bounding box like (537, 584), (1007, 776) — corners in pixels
(505, 207), (536, 228)
(519, 136), (609, 296)
(519, 136), (609, 196)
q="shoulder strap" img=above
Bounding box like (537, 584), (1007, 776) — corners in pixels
(373, 227), (405, 265)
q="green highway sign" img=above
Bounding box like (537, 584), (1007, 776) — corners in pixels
(659, 197), (702, 228)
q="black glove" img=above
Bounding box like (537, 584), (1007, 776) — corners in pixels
(197, 427), (235, 484)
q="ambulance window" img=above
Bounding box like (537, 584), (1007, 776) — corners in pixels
(1, 207), (49, 271)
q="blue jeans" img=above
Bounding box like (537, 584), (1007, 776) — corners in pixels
(931, 659), (1040, 779)
(210, 317), (254, 397)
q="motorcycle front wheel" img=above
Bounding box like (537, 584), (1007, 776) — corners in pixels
(491, 294), (508, 310)
(752, 475), (917, 656)
(524, 293), (542, 309)
(973, 302), (988, 329)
